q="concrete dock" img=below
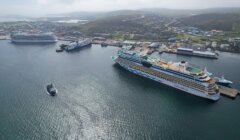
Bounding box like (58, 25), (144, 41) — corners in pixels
(218, 85), (239, 99)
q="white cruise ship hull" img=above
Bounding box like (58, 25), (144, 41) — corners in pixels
(114, 57), (220, 101)
(11, 39), (58, 43)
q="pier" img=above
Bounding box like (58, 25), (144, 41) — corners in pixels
(218, 85), (239, 99)
(158, 47), (218, 59)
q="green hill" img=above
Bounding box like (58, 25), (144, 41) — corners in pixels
(80, 12), (170, 36)
(141, 7), (240, 17)
(179, 13), (240, 31)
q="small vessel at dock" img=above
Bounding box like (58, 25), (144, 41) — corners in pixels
(46, 83), (57, 96)
(56, 48), (64, 52)
(101, 42), (108, 47)
(56, 44), (68, 52)
(59, 44), (68, 49)
(214, 76), (233, 86)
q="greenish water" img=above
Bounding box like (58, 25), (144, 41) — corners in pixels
(0, 40), (240, 140)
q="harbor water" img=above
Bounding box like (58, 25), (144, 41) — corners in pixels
(0, 40), (240, 140)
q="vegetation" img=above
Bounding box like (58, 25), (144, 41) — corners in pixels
(180, 13), (240, 31)
(78, 13), (176, 41)
(176, 33), (204, 44)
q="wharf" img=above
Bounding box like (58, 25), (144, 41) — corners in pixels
(159, 48), (176, 54)
(92, 40), (122, 47)
(158, 48), (218, 59)
(218, 85), (239, 99)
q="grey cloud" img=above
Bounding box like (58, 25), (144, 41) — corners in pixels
(0, 0), (240, 16)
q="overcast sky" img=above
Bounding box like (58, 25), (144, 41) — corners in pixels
(0, 0), (240, 16)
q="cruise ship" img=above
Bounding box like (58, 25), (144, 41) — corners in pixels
(66, 38), (92, 52)
(11, 33), (58, 43)
(112, 49), (220, 101)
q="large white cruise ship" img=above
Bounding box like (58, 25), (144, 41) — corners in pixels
(112, 49), (220, 101)
(11, 33), (58, 43)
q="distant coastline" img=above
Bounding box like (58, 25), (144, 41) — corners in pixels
(0, 18), (32, 22)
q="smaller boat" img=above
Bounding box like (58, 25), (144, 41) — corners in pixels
(101, 43), (108, 47)
(46, 83), (58, 96)
(214, 76), (233, 86)
(56, 48), (64, 52)
(59, 44), (68, 49)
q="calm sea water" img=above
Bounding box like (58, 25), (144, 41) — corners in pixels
(0, 40), (240, 140)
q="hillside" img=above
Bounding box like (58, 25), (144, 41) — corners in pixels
(141, 7), (240, 17)
(179, 13), (240, 31)
(79, 12), (174, 40)
(44, 10), (157, 21)
(47, 7), (240, 20)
